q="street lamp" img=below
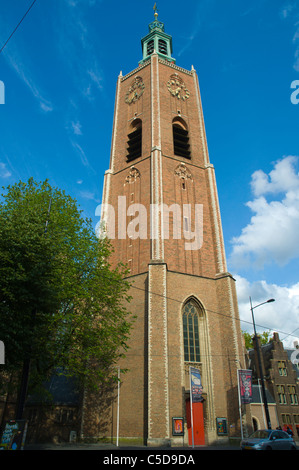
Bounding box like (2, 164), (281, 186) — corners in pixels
(249, 297), (275, 430)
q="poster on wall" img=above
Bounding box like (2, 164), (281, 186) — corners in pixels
(190, 367), (203, 403)
(0, 420), (28, 450)
(238, 369), (253, 404)
(216, 417), (228, 436)
(172, 417), (184, 436)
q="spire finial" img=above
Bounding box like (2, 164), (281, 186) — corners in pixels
(153, 3), (158, 20)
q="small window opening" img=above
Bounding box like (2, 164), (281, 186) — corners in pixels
(173, 119), (191, 159)
(127, 120), (142, 162)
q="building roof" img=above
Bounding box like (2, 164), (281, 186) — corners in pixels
(251, 385), (276, 404)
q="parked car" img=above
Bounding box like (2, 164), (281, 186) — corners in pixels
(240, 429), (297, 450)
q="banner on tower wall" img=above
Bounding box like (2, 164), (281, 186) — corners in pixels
(238, 369), (253, 404)
(190, 367), (203, 403)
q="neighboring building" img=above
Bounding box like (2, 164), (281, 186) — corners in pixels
(0, 372), (81, 444)
(81, 10), (250, 447)
(25, 374), (81, 444)
(249, 332), (299, 437)
(250, 385), (278, 431)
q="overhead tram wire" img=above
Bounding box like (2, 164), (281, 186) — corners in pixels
(0, 0), (38, 54)
(97, 270), (299, 342)
(281, 327), (299, 342)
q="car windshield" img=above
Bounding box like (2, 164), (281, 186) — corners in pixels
(250, 430), (271, 439)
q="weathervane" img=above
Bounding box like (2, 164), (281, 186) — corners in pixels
(148, 3), (164, 33)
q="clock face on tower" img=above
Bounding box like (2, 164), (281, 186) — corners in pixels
(125, 76), (145, 104)
(167, 74), (190, 101)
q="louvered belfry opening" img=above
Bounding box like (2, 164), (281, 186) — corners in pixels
(158, 39), (167, 55)
(173, 121), (191, 159)
(147, 40), (154, 56)
(127, 119), (142, 162)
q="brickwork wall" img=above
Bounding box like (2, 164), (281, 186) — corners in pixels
(266, 334), (299, 434)
(86, 55), (248, 445)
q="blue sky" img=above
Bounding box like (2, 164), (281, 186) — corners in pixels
(0, 0), (299, 345)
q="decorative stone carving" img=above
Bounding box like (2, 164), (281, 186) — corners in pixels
(174, 163), (192, 180)
(167, 73), (190, 101)
(125, 166), (140, 183)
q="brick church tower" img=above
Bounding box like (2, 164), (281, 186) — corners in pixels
(84, 9), (249, 446)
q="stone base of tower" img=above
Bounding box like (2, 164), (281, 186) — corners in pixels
(80, 265), (251, 446)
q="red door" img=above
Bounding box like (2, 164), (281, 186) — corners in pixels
(186, 399), (205, 446)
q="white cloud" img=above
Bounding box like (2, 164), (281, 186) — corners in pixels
(230, 156), (299, 269)
(235, 274), (299, 348)
(250, 156), (299, 196)
(55, 1), (104, 100)
(293, 22), (299, 70)
(231, 157), (299, 347)
(71, 141), (90, 168)
(0, 162), (11, 178)
(5, 51), (53, 112)
(280, 3), (297, 19)
(70, 121), (83, 135)
(280, 3), (299, 70)
(80, 190), (96, 200)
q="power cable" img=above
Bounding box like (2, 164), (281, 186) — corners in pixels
(0, 0), (38, 54)
(281, 327), (299, 342)
(98, 270), (299, 341)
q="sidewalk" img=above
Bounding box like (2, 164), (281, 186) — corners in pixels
(25, 442), (241, 451)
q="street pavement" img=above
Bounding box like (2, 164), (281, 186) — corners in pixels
(25, 442), (241, 451)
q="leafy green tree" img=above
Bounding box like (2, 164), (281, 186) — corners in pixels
(243, 330), (272, 350)
(0, 178), (133, 397)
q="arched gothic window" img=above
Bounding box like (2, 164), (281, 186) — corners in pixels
(183, 299), (201, 362)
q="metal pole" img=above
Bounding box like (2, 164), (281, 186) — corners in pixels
(250, 297), (272, 429)
(189, 367), (194, 448)
(116, 367), (120, 447)
(237, 370), (244, 439)
(258, 378), (266, 428)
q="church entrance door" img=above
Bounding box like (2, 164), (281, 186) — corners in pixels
(186, 399), (205, 446)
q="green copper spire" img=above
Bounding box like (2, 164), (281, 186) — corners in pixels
(139, 5), (175, 65)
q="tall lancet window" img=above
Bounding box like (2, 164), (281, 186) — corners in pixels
(183, 299), (201, 363)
